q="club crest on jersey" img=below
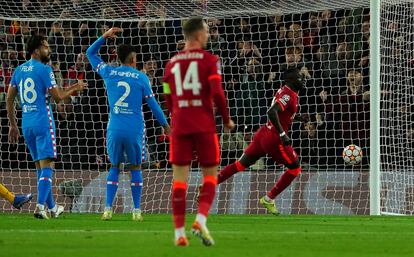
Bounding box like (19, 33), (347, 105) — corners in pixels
(279, 94), (290, 106)
(49, 72), (55, 80)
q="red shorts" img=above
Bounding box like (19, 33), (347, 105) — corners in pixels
(169, 133), (220, 167)
(244, 126), (298, 165)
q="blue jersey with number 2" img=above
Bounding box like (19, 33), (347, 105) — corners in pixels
(86, 37), (167, 135)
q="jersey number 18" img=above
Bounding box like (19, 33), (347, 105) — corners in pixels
(19, 78), (37, 104)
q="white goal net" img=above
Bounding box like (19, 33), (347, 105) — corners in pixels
(379, 0), (414, 215)
(0, 0), (410, 215)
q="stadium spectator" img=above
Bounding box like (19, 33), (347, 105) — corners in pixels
(48, 21), (65, 61)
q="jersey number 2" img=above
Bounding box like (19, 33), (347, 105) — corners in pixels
(115, 81), (130, 107)
(19, 78), (37, 104)
(171, 61), (201, 96)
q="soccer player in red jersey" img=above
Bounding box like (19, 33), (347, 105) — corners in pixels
(162, 17), (234, 246)
(216, 67), (307, 215)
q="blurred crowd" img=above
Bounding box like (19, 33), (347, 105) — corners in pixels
(0, 3), (411, 171)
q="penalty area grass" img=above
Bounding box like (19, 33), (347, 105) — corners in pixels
(0, 213), (413, 257)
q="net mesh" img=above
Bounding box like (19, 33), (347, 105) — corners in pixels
(380, 0), (414, 215)
(0, 0), (402, 215)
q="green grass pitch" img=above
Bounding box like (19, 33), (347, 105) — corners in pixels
(1, 213), (413, 257)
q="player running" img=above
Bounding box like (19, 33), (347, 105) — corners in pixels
(7, 35), (85, 219)
(86, 28), (169, 222)
(163, 17), (234, 247)
(0, 183), (32, 209)
(214, 67), (306, 215)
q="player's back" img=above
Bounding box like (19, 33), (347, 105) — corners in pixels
(11, 59), (56, 129)
(103, 65), (149, 134)
(164, 49), (220, 135)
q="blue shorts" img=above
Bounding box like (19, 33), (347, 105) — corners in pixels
(22, 126), (57, 162)
(107, 130), (146, 166)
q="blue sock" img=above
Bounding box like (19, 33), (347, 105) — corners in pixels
(37, 169), (55, 209)
(106, 167), (119, 208)
(37, 167), (53, 205)
(130, 170), (143, 209)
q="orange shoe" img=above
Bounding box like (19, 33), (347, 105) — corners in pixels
(191, 221), (215, 246)
(175, 236), (189, 247)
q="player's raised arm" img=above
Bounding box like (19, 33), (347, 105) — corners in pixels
(86, 27), (123, 74)
(142, 74), (170, 134)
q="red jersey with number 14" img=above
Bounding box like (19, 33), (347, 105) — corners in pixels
(163, 49), (229, 136)
(267, 85), (298, 133)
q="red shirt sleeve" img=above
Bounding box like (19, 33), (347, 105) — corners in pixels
(275, 92), (292, 112)
(208, 55), (230, 124)
(162, 62), (173, 113)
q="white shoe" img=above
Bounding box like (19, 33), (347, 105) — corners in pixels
(50, 205), (64, 218)
(34, 205), (49, 220)
(132, 209), (143, 221)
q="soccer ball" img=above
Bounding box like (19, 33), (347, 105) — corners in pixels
(342, 144), (363, 165)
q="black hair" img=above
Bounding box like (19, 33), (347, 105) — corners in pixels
(26, 35), (47, 55)
(117, 44), (136, 64)
(182, 17), (205, 38)
(283, 67), (300, 82)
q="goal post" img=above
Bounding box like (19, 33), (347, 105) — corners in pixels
(0, 0), (412, 215)
(369, 0), (381, 216)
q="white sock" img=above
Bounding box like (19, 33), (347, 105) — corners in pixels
(195, 213), (207, 228)
(133, 208), (141, 213)
(104, 206), (112, 212)
(175, 227), (186, 240)
(36, 204), (45, 211)
(50, 205), (58, 212)
(264, 195), (273, 202)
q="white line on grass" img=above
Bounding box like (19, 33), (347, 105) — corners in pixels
(1, 229), (412, 235)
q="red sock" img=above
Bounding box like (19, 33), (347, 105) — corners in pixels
(198, 175), (218, 216)
(267, 167), (301, 199)
(217, 161), (246, 184)
(172, 181), (187, 228)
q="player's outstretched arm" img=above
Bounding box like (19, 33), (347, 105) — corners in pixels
(6, 86), (20, 144)
(267, 102), (291, 145)
(49, 80), (86, 103)
(86, 27), (122, 71)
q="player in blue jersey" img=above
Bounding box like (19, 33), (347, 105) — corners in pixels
(86, 28), (170, 221)
(6, 35), (85, 219)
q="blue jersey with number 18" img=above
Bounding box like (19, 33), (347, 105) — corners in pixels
(10, 59), (57, 130)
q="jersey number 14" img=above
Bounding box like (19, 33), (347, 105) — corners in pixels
(171, 61), (201, 96)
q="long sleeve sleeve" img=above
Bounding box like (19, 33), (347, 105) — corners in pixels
(145, 96), (168, 126)
(209, 76), (230, 124)
(143, 75), (168, 126)
(86, 36), (106, 73)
